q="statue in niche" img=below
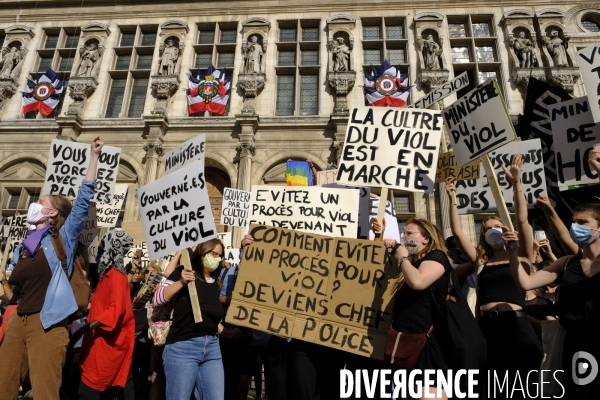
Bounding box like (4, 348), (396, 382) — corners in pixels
(511, 31), (537, 69)
(545, 30), (570, 67)
(158, 39), (179, 75)
(0, 47), (22, 78)
(75, 42), (101, 77)
(422, 35), (442, 70)
(242, 35), (263, 73)
(331, 37), (350, 72)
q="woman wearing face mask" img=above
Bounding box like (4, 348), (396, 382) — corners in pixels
(445, 154), (542, 396)
(506, 203), (600, 397)
(0, 137), (103, 400)
(152, 239), (240, 400)
(384, 218), (452, 400)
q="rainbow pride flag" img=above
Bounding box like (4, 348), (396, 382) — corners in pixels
(286, 161), (313, 186)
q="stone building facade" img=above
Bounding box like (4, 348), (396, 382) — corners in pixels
(0, 0), (598, 245)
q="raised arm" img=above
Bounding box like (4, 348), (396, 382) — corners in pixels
(501, 154), (533, 260)
(589, 147), (600, 181)
(445, 176), (478, 264)
(536, 195), (579, 255)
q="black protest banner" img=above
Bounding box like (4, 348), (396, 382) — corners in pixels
(249, 185), (359, 238)
(442, 78), (516, 166)
(336, 106), (443, 193)
(226, 225), (399, 359)
(549, 97), (600, 188)
(220, 188), (251, 228)
(42, 139), (121, 204)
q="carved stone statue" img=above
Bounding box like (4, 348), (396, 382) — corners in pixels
(0, 47), (21, 79)
(158, 39), (179, 75)
(331, 37), (350, 72)
(422, 35), (442, 70)
(242, 35), (263, 73)
(545, 30), (570, 67)
(511, 32), (537, 69)
(75, 42), (101, 77)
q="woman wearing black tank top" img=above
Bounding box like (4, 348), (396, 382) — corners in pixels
(445, 154), (542, 398)
(506, 202), (600, 397)
(384, 218), (452, 399)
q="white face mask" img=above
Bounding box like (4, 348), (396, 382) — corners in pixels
(484, 227), (504, 249)
(27, 203), (53, 228)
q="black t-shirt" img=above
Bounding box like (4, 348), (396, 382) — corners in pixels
(392, 250), (451, 334)
(166, 266), (225, 345)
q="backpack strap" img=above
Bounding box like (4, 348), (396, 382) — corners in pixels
(51, 232), (69, 276)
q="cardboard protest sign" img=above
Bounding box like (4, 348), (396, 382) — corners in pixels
(408, 71), (469, 109)
(96, 183), (128, 227)
(442, 78), (516, 167)
(316, 170), (337, 186)
(455, 139), (548, 214)
(577, 43), (600, 123)
(138, 160), (217, 260)
(435, 151), (481, 183)
(220, 188), (251, 228)
(337, 107), (443, 193)
(164, 134), (206, 175)
(249, 185), (360, 238)
(79, 205), (98, 247)
(42, 139), (121, 204)
(549, 97), (600, 187)
(226, 225), (399, 359)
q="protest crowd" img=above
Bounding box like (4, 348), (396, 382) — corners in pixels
(2, 52), (600, 400)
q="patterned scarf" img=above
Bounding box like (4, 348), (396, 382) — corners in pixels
(96, 230), (134, 279)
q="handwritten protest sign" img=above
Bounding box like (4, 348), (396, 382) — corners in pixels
(122, 242), (175, 268)
(455, 139), (547, 214)
(220, 188), (251, 228)
(549, 97), (600, 187)
(226, 225), (398, 359)
(336, 107), (442, 193)
(0, 216), (28, 240)
(42, 139), (121, 204)
(442, 78), (516, 167)
(577, 43), (600, 123)
(316, 170), (337, 185)
(164, 134), (206, 175)
(138, 160), (217, 260)
(224, 248), (240, 264)
(249, 185), (360, 238)
(435, 151), (481, 183)
(79, 205), (98, 247)
(96, 183), (128, 227)
(408, 71), (469, 109)
(218, 232), (233, 248)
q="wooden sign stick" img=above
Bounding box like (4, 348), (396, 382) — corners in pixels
(180, 249), (203, 323)
(480, 154), (519, 249)
(374, 187), (389, 236)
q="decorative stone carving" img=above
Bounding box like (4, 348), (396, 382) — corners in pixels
(546, 67), (581, 93)
(236, 141), (257, 158)
(242, 35), (265, 73)
(150, 75), (180, 116)
(328, 71), (356, 115)
(544, 30), (571, 67)
(74, 41), (103, 77)
(0, 78), (18, 115)
(512, 68), (547, 89)
(511, 32), (538, 69)
(66, 77), (98, 116)
(414, 15), (449, 90)
(331, 37), (351, 72)
(238, 73), (266, 115)
(0, 46), (23, 79)
(157, 38), (183, 76)
(420, 35), (443, 70)
(0, 26), (34, 120)
(142, 142), (164, 164)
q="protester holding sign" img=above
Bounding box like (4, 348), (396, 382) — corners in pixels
(504, 202), (600, 397)
(152, 239), (240, 400)
(0, 137), (103, 400)
(445, 156), (543, 396)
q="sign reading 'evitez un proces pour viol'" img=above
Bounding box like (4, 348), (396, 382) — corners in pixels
(137, 160), (217, 260)
(249, 185), (360, 238)
(442, 78), (516, 167)
(226, 224), (399, 360)
(42, 139), (122, 204)
(336, 107), (443, 193)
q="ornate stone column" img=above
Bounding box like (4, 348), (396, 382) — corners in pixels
(150, 76), (180, 115)
(142, 142), (164, 185)
(238, 73), (266, 115)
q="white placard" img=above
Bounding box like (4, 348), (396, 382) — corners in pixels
(218, 232), (233, 248)
(79, 204), (99, 247)
(96, 183), (128, 227)
(220, 188), (251, 228)
(224, 248), (240, 265)
(455, 140), (548, 214)
(549, 96), (600, 187)
(249, 185), (360, 238)
(577, 43), (600, 123)
(163, 134), (206, 175)
(368, 195), (402, 243)
(138, 160), (217, 260)
(43, 139), (121, 204)
(336, 107), (443, 193)
(408, 71), (469, 109)
(0, 216), (28, 240)
(442, 78), (516, 166)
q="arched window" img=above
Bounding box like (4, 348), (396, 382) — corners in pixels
(582, 14), (600, 32)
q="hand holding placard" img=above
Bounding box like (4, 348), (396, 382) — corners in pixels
(180, 249), (203, 323)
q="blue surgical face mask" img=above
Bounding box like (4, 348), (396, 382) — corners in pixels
(569, 224), (599, 247)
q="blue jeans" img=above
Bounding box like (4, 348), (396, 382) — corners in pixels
(163, 335), (224, 400)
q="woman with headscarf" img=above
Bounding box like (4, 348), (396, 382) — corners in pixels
(71, 230), (136, 400)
